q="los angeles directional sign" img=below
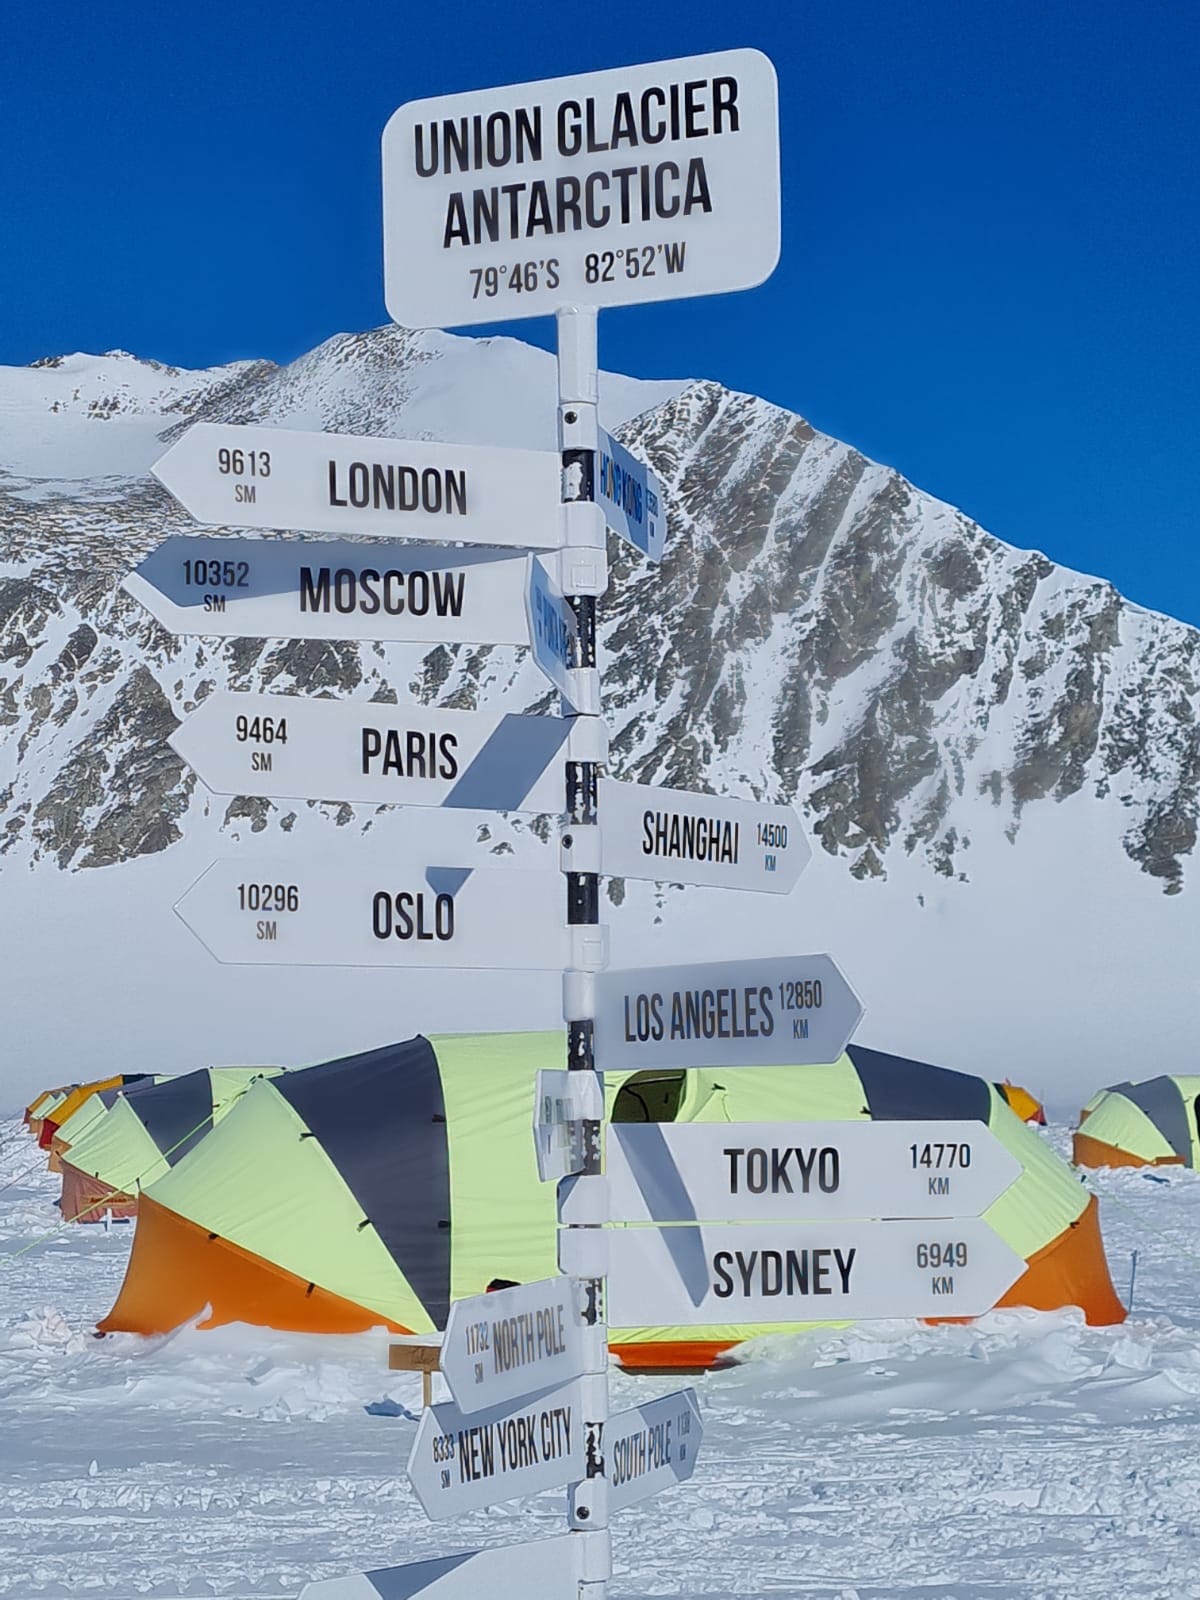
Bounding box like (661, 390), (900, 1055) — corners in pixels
(607, 1388), (702, 1512)
(604, 1217), (1027, 1327)
(440, 1278), (589, 1415)
(170, 691), (570, 812)
(594, 954), (864, 1071)
(152, 422), (563, 548)
(298, 1536), (585, 1600)
(597, 1120), (1022, 1224)
(596, 429), (665, 562)
(597, 778), (809, 893)
(175, 857), (573, 971)
(124, 536), (533, 645)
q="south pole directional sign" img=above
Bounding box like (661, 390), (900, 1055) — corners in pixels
(595, 777), (810, 893)
(594, 954), (864, 1071)
(440, 1278), (589, 1415)
(381, 50), (780, 327)
(298, 1537), (586, 1600)
(599, 1120), (1022, 1224)
(152, 422), (563, 549)
(125, 536), (533, 645)
(596, 429), (665, 563)
(607, 1389), (702, 1511)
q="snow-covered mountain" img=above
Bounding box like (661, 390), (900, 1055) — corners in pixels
(2, 326), (1197, 1109)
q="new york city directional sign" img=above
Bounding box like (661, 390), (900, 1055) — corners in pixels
(440, 1277), (589, 1415)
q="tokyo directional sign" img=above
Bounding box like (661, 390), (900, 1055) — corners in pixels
(440, 1277), (589, 1414)
(594, 954), (864, 1071)
(607, 1388), (702, 1511)
(152, 422), (563, 548)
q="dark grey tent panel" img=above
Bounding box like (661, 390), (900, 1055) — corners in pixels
(130, 1070), (217, 1167)
(1115, 1077), (1192, 1162)
(849, 1045), (992, 1123)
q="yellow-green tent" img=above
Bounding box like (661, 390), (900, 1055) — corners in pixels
(1074, 1076), (1200, 1169)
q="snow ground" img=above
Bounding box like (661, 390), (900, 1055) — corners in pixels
(2, 1122), (1199, 1600)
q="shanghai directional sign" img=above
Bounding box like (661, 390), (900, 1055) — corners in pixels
(440, 1277), (589, 1415)
(298, 1537), (586, 1600)
(604, 1217), (1027, 1327)
(597, 778), (809, 893)
(407, 1379), (586, 1519)
(607, 1388), (702, 1512)
(171, 691), (567, 812)
(596, 429), (665, 562)
(152, 422), (563, 548)
(381, 49), (780, 327)
(175, 857), (571, 971)
(594, 954), (864, 1071)
(598, 1120), (1022, 1224)
(125, 537), (533, 645)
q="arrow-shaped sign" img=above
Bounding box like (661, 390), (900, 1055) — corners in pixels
(607, 1388), (702, 1510)
(594, 954), (864, 1071)
(596, 429), (666, 563)
(298, 1535), (585, 1599)
(152, 422), (564, 549)
(124, 537), (533, 645)
(440, 1277), (590, 1415)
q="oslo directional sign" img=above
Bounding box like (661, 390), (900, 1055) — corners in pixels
(597, 778), (809, 893)
(596, 429), (665, 562)
(407, 1380), (586, 1519)
(526, 556), (594, 713)
(175, 857), (571, 971)
(594, 954), (864, 1071)
(599, 1121), (1022, 1224)
(124, 537), (533, 645)
(152, 422), (563, 549)
(381, 49), (781, 327)
(607, 1388), (702, 1512)
(298, 1536), (586, 1600)
(170, 691), (567, 812)
(604, 1217), (1027, 1327)
(440, 1277), (589, 1414)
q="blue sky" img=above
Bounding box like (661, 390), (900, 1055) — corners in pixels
(3, 0), (1197, 625)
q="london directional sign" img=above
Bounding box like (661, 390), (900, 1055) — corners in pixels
(124, 536), (533, 645)
(594, 954), (864, 1071)
(597, 1120), (1022, 1224)
(381, 49), (781, 327)
(170, 691), (569, 812)
(152, 422), (563, 548)
(298, 1537), (586, 1600)
(597, 778), (809, 893)
(440, 1278), (589, 1415)
(607, 1388), (702, 1512)
(596, 429), (665, 562)
(175, 857), (572, 970)
(604, 1217), (1027, 1327)
(407, 1379), (587, 1519)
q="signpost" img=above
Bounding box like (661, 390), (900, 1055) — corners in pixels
(440, 1278), (589, 1414)
(298, 1537), (586, 1600)
(594, 954), (865, 1071)
(596, 428), (665, 562)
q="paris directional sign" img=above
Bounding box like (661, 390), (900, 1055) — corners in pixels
(381, 49), (781, 328)
(406, 1379), (587, 1519)
(596, 778), (809, 893)
(596, 428), (665, 563)
(440, 1277), (589, 1415)
(152, 422), (563, 549)
(298, 1537), (586, 1600)
(124, 537), (532, 645)
(175, 857), (571, 971)
(594, 954), (864, 1071)
(604, 1217), (1027, 1327)
(607, 1388), (702, 1512)
(171, 691), (568, 812)
(598, 1121), (1022, 1224)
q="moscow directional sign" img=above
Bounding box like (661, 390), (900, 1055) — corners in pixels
(381, 49), (781, 328)
(594, 954), (864, 1071)
(124, 536), (533, 645)
(607, 1388), (702, 1512)
(175, 857), (572, 971)
(152, 422), (563, 548)
(596, 429), (665, 562)
(298, 1537), (585, 1600)
(597, 778), (809, 893)
(604, 1217), (1027, 1327)
(598, 1120), (1022, 1224)
(406, 1379), (587, 1519)
(171, 691), (568, 812)
(440, 1277), (589, 1415)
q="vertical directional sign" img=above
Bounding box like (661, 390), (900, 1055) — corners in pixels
(596, 429), (665, 562)
(533, 1069), (604, 1183)
(526, 556), (595, 713)
(607, 1389), (702, 1511)
(440, 1278), (589, 1414)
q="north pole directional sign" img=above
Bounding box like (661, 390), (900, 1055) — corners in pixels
(604, 1218), (1027, 1327)
(171, 691), (569, 812)
(440, 1277), (589, 1415)
(175, 857), (573, 970)
(595, 777), (809, 893)
(152, 423), (563, 548)
(597, 1121), (1022, 1224)
(125, 536), (532, 645)
(596, 429), (665, 562)
(607, 1388), (702, 1511)
(298, 1536), (585, 1600)
(381, 49), (780, 327)
(594, 954), (864, 1071)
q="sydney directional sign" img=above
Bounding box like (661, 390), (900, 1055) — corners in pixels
(440, 1277), (589, 1415)
(594, 954), (864, 1071)
(596, 429), (665, 562)
(152, 422), (563, 548)
(171, 691), (567, 812)
(175, 857), (571, 971)
(381, 49), (781, 327)
(599, 1120), (1022, 1224)
(124, 537), (533, 645)
(598, 778), (809, 893)
(607, 1388), (702, 1512)
(407, 1379), (586, 1519)
(604, 1217), (1027, 1327)
(298, 1537), (585, 1600)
